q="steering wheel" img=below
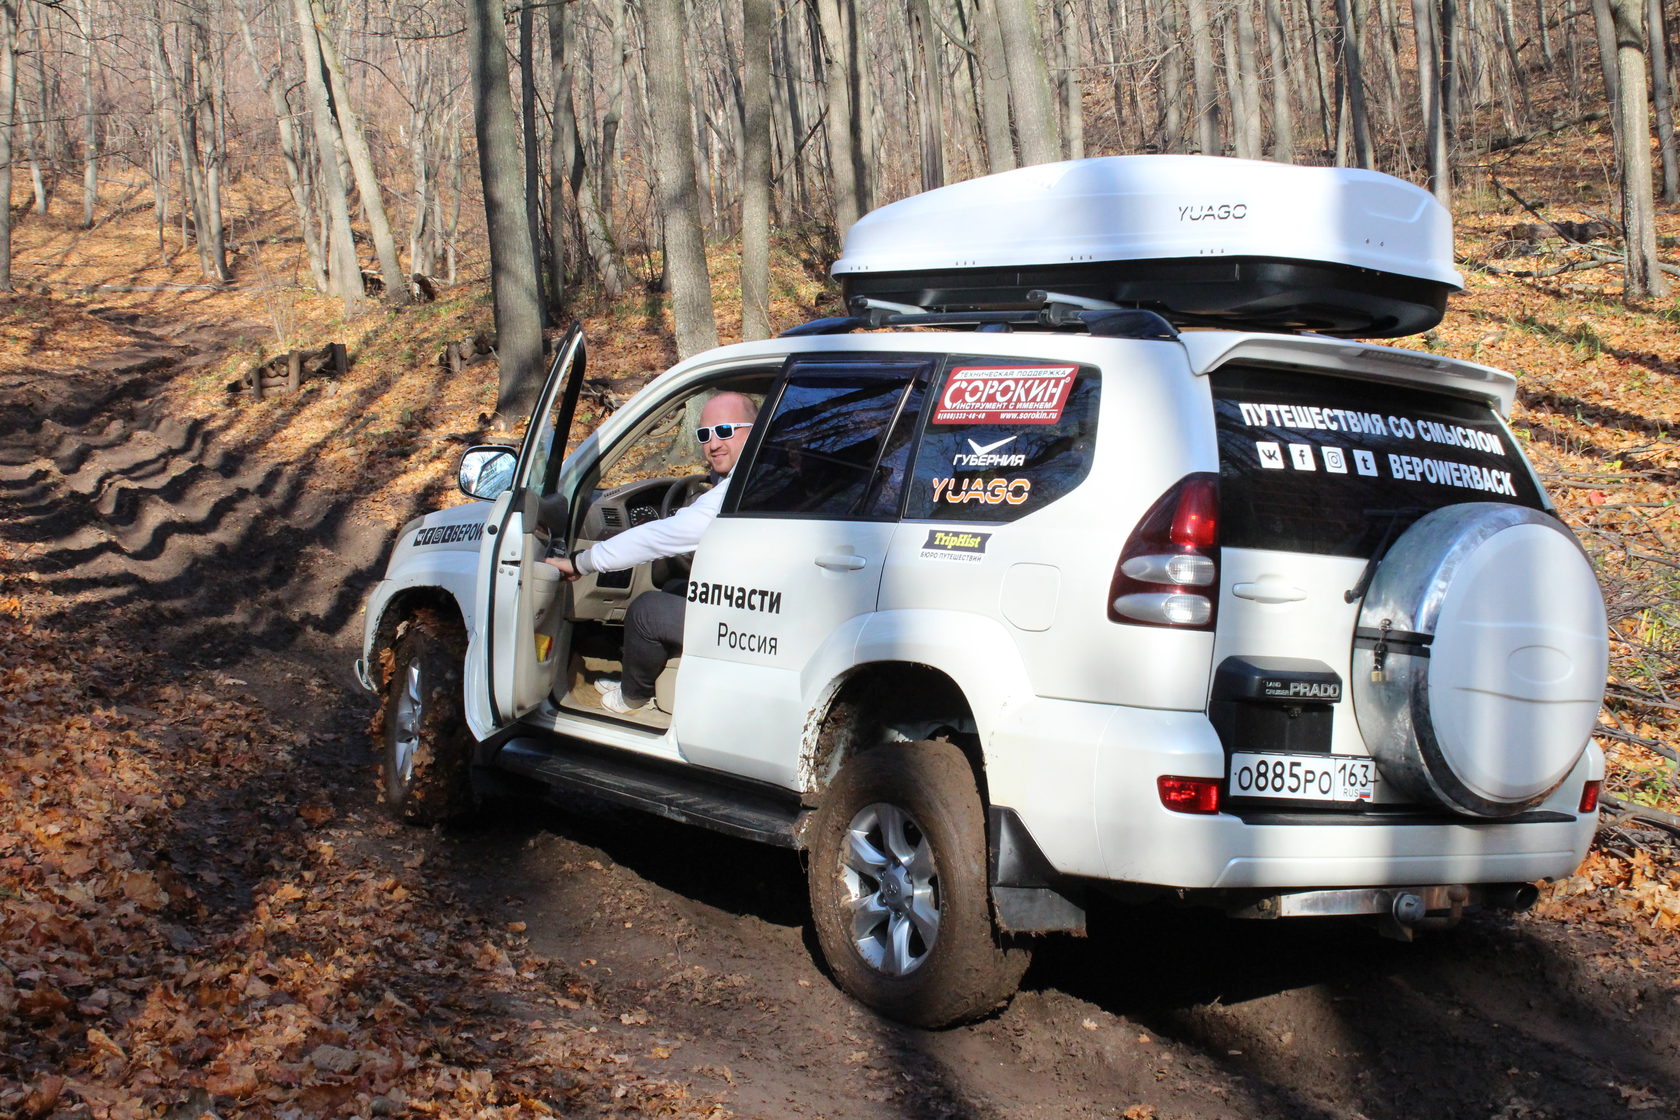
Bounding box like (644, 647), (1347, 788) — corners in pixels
(659, 474), (712, 519)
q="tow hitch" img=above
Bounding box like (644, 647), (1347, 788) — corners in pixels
(1230, 882), (1537, 941)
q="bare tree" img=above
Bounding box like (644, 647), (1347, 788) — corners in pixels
(741, 0), (772, 340)
(994, 0), (1061, 165)
(233, 0), (329, 291)
(0, 0), (15, 291)
(77, 0), (98, 228)
(1264, 0), (1295, 161)
(1185, 0), (1221, 154)
(1606, 0), (1666, 297)
(643, 0), (719, 358)
(813, 0), (862, 229)
(307, 0), (410, 304)
(468, 0), (547, 418)
(290, 0), (361, 306)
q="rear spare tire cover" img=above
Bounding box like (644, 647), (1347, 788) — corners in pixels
(1351, 503), (1607, 817)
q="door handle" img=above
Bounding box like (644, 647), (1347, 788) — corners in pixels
(815, 552), (867, 571)
(1232, 576), (1308, 603)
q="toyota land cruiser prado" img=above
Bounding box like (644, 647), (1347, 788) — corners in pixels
(357, 156), (1608, 1027)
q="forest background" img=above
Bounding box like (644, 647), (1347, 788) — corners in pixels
(0, 0), (1678, 1115)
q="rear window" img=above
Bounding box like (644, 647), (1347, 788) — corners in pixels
(1212, 365), (1544, 557)
(904, 359), (1101, 523)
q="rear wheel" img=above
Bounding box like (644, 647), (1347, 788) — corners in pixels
(807, 740), (1030, 1028)
(377, 611), (476, 824)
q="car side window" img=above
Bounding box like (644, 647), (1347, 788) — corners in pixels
(905, 359), (1102, 522)
(732, 359), (930, 519)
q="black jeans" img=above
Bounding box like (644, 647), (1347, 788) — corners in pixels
(621, 588), (685, 704)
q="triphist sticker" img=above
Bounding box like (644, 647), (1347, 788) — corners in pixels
(919, 529), (991, 562)
(933, 366), (1077, 425)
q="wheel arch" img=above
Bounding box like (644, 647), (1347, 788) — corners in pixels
(368, 586), (469, 688)
(799, 661), (986, 809)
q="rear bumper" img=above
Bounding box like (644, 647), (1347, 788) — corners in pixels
(985, 696), (1600, 890)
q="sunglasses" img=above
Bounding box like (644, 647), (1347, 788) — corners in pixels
(695, 423), (752, 443)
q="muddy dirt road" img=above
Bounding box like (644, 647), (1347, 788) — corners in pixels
(4, 317), (1677, 1119)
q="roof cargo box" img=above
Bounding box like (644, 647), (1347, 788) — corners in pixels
(831, 156), (1463, 338)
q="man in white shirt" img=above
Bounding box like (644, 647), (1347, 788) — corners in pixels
(545, 391), (758, 712)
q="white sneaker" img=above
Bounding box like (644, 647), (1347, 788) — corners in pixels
(593, 677), (621, 695)
(598, 683), (648, 714)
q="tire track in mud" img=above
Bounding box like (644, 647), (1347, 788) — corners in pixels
(3, 313), (1676, 1118)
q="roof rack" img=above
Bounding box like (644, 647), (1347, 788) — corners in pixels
(781, 293), (1180, 340)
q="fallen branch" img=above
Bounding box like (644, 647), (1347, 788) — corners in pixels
(1602, 792), (1680, 836)
(1463, 256), (1616, 279)
(1596, 720), (1680, 765)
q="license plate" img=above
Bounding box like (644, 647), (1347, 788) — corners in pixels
(1228, 752), (1377, 804)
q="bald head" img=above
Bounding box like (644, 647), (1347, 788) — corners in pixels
(699, 392), (758, 475)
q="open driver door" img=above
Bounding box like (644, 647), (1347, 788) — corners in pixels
(473, 326), (588, 732)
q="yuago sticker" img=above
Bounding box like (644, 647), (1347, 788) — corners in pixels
(933, 366), (1077, 425)
(932, 477), (1032, 505)
(920, 529), (991, 562)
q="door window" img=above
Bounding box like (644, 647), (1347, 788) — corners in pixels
(732, 360), (929, 519)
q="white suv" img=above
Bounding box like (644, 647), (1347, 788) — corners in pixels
(357, 157), (1608, 1027)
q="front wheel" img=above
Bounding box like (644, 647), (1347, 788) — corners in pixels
(376, 611), (476, 824)
(806, 740), (1030, 1027)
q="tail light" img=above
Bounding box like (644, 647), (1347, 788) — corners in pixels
(1578, 780), (1601, 814)
(1158, 775), (1222, 814)
(1109, 473), (1220, 629)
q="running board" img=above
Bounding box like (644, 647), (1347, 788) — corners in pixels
(491, 737), (804, 848)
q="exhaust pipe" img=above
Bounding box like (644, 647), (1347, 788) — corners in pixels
(1482, 882), (1540, 912)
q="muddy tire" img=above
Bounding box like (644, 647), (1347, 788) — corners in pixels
(378, 612), (477, 824)
(807, 740), (1030, 1028)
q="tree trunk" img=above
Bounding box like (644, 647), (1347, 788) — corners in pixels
(1185, 0), (1222, 155)
(1161, 0), (1186, 151)
(1334, 0), (1374, 167)
(77, 0), (98, 228)
(468, 0), (547, 419)
(971, 0), (1017, 170)
(519, 0), (550, 318)
(1648, 0), (1677, 200)
(644, 0), (720, 358)
(1593, 0), (1623, 152)
(995, 0), (1062, 164)
(308, 0), (409, 304)
(910, 0), (946, 190)
(291, 0), (361, 308)
(547, 0), (569, 308)
(1265, 0), (1295, 161)
(1054, 0), (1084, 159)
(0, 0), (15, 291)
(741, 0), (772, 340)
(1229, 4), (1264, 158)
(1412, 0), (1451, 204)
(1608, 0), (1666, 297)
(813, 0), (861, 230)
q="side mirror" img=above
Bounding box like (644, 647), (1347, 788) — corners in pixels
(459, 445), (518, 500)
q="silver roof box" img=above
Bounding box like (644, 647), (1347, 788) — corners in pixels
(832, 156), (1463, 338)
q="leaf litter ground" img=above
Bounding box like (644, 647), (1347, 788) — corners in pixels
(0, 165), (1677, 1118)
